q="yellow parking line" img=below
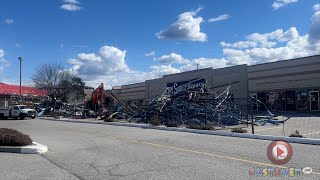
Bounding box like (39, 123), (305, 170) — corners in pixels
(60, 126), (320, 176)
(106, 135), (320, 176)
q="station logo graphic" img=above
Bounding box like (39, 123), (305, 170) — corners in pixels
(267, 140), (293, 165)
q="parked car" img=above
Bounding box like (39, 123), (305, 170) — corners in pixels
(0, 105), (37, 120)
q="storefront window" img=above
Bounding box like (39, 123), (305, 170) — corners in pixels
(297, 91), (309, 111)
(309, 91), (319, 111)
(265, 92), (276, 111)
(274, 92), (285, 111)
(285, 91), (296, 111)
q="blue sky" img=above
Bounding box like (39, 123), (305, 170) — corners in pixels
(0, 0), (320, 88)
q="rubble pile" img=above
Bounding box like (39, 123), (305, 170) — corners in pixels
(141, 78), (248, 127)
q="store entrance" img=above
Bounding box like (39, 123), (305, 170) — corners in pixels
(309, 91), (319, 111)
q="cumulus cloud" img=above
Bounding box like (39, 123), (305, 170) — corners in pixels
(154, 53), (190, 64)
(314, 4), (320, 11)
(0, 49), (11, 74)
(222, 28), (319, 65)
(60, 0), (82, 11)
(4, 18), (14, 24)
(68, 45), (130, 77)
(150, 64), (181, 76)
(309, 11), (320, 43)
(145, 51), (155, 57)
(221, 27), (300, 49)
(156, 8), (207, 42)
(272, 0), (298, 10)
(208, 14), (231, 22)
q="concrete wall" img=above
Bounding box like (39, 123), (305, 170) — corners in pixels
(119, 82), (145, 101)
(248, 55), (320, 92)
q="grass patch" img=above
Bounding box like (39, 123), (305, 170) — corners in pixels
(0, 128), (33, 146)
(231, 128), (247, 133)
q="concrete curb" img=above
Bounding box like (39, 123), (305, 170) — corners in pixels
(0, 142), (48, 154)
(39, 117), (320, 145)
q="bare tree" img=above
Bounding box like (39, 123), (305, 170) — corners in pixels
(32, 63), (85, 104)
(32, 64), (64, 97)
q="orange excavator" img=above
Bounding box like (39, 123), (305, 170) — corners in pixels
(91, 83), (135, 118)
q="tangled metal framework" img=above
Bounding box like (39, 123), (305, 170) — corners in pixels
(141, 78), (249, 126)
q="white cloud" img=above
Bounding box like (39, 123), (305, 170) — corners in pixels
(156, 8), (207, 42)
(222, 30), (319, 66)
(180, 58), (228, 71)
(15, 43), (21, 48)
(272, 0), (298, 10)
(208, 14), (231, 22)
(309, 11), (320, 43)
(60, 0), (82, 11)
(69, 45), (130, 77)
(63, 0), (80, 4)
(314, 4), (320, 11)
(0, 49), (4, 58)
(4, 18), (14, 24)
(145, 51), (155, 57)
(150, 64), (181, 76)
(220, 41), (257, 49)
(154, 53), (190, 64)
(221, 28), (300, 49)
(77, 53), (102, 62)
(60, 4), (82, 11)
(280, 27), (299, 41)
(0, 49), (11, 74)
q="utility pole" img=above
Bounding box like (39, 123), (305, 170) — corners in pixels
(197, 63), (199, 70)
(250, 97), (255, 134)
(18, 57), (22, 103)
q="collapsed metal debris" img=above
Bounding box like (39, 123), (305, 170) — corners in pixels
(139, 78), (247, 126)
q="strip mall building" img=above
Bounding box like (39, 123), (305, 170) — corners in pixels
(0, 83), (47, 107)
(112, 55), (320, 112)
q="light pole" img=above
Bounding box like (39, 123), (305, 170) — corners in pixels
(18, 57), (22, 103)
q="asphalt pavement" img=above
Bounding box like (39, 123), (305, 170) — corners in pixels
(0, 118), (319, 180)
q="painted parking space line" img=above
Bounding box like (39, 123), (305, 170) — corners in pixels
(60, 124), (320, 176)
(105, 135), (320, 177)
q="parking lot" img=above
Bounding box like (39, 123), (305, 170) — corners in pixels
(242, 115), (320, 139)
(0, 118), (320, 179)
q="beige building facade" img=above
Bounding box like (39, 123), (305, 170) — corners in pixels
(114, 55), (320, 112)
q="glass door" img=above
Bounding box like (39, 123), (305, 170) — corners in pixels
(309, 91), (319, 111)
